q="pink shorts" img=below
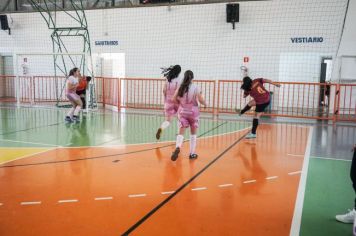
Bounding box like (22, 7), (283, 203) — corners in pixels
(66, 93), (80, 102)
(164, 101), (179, 117)
(178, 107), (200, 129)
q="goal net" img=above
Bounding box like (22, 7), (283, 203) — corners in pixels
(12, 53), (96, 110)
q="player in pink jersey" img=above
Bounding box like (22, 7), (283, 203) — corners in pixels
(238, 76), (280, 139)
(65, 67), (83, 123)
(156, 65), (182, 140)
(171, 70), (207, 161)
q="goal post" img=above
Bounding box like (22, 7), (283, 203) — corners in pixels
(13, 52), (96, 111)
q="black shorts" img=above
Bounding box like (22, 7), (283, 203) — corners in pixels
(255, 101), (270, 112)
(76, 90), (86, 96)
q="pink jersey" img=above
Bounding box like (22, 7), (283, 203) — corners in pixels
(177, 84), (200, 128)
(165, 78), (181, 102)
(164, 77), (181, 117)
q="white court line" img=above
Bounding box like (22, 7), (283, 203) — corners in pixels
(0, 106), (64, 111)
(66, 140), (175, 149)
(58, 199), (78, 203)
(0, 121), (250, 168)
(288, 171), (302, 176)
(243, 180), (257, 184)
(290, 127), (313, 236)
(0, 106), (119, 119)
(101, 127), (251, 148)
(191, 187), (207, 191)
(198, 126), (251, 140)
(0, 138), (60, 147)
(0, 148), (57, 166)
(21, 201), (41, 205)
(59, 126), (252, 149)
(287, 154), (304, 157)
(161, 191), (175, 195)
(284, 124), (311, 129)
(266, 176), (278, 180)
(128, 194), (146, 198)
(94, 197), (113, 201)
(311, 156), (351, 162)
(218, 183), (234, 188)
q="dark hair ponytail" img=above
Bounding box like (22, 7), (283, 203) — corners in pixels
(177, 70), (194, 98)
(241, 76), (253, 91)
(161, 65), (181, 82)
(69, 67), (79, 77)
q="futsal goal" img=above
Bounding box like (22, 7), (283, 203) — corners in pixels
(10, 52), (97, 110)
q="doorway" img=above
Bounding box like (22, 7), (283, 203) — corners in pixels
(319, 58), (332, 107)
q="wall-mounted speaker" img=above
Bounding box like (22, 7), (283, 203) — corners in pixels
(0, 15), (9, 31)
(226, 4), (239, 29)
(226, 4), (239, 23)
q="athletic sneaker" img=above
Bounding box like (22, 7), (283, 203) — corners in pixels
(336, 209), (356, 223)
(65, 116), (72, 123)
(72, 115), (80, 123)
(156, 128), (162, 140)
(245, 133), (257, 139)
(171, 147), (180, 161)
(189, 154), (198, 160)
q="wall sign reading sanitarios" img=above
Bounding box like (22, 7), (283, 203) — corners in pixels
(291, 37), (324, 43)
(95, 40), (118, 46)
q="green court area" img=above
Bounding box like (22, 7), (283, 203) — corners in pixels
(0, 107), (249, 147)
(301, 157), (354, 236)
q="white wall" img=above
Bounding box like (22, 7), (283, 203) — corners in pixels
(3, 56), (14, 75)
(327, 0), (356, 113)
(337, 0), (356, 57)
(331, 0), (356, 82)
(0, 56), (3, 75)
(0, 56), (4, 97)
(0, 0), (349, 82)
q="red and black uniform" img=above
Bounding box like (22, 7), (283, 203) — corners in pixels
(244, 78), (271, 112)
(76, 77), (88, 108)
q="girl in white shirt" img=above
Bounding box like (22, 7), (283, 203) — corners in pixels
(65, 67), (82, 123)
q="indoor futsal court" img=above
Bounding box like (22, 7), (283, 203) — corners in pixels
(0, 0), (355, 236)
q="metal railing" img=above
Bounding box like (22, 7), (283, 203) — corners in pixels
(0, 75), (355, 122)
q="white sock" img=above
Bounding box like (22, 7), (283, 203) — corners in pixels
(176, 135), (184, 148)
(67, 107), (75, 117)
(160, 121), (170, 130)
(73, 105), (81, 116)
(190, 135), (197, 155)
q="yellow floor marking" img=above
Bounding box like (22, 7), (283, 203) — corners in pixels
(0, 148), (52, 165)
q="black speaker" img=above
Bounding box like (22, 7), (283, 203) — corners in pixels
(0, 15), (9, 31)
(226, 4), (239, 23)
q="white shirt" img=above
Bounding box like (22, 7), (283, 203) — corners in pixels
(66, 76), (79, 93)
(68, 76), (79, 85)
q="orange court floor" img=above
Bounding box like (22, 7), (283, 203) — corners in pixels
(0, 110), (311, 236)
